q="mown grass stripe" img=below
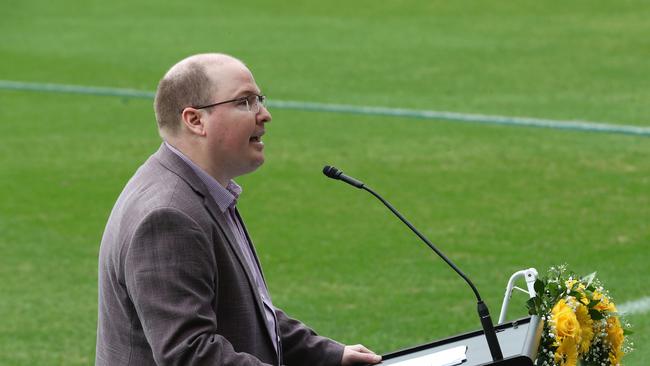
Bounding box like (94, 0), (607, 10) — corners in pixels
(2, 79), (649, 137)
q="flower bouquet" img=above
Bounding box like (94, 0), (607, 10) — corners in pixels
(526, 265), (633, 366)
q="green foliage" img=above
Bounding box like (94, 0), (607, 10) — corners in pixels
(1, 0), (649, 365)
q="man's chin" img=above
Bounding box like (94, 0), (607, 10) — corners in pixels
(243, 157), (265, 175)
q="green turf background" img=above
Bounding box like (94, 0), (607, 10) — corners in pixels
(1, 0), (648, 364)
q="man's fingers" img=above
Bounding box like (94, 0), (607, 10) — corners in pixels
(351, 351), (381, 363)
(343, 344), (381, 365)
(350, 344), (372, 353)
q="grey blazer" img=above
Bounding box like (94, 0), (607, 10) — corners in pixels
(96, 143), (344, 366)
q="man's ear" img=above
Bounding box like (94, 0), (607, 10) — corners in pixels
(180, 107), (207, 136)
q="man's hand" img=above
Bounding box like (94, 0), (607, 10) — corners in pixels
(341, 344), (382, 365)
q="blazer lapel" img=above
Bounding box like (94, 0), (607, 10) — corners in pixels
(234, 209), (269, 288)
(235, 208), (283, 363)
(153, 143), (279, 362)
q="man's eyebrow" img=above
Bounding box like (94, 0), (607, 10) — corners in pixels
(233, 89), (262, 98)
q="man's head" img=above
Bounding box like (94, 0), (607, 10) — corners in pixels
(154, 53), (272, 185)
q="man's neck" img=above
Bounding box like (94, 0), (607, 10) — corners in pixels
(164, 139), (231, 188)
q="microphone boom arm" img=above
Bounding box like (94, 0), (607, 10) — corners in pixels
(362, 185), (504, 361)
(362, 186), (482, 301)
(323, 165), (504, 361)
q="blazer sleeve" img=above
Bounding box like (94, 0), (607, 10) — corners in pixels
(276, 308), (345, 366)
(124, 207), (273, 366)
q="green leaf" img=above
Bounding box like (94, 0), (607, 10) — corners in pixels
(568, 290), (582, 299)
(586, 285), (596, 292)
(526, 298), (538, 315)
(582, 271), (597, 287)
(534, 279), (545, 295)
(624, 329), (634, 335)
(589, 308), (605, 320)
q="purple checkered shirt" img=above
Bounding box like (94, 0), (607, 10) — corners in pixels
(164, 142), (280, 354)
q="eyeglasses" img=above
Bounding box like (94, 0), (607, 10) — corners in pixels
(192, 94), (267, 113)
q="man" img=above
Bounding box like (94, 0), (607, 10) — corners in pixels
(96, 53), (382, 366)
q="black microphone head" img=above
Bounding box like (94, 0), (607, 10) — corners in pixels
(322, 165), (341, 179)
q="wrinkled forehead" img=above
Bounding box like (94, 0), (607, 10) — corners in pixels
(207, 60), (261, 100)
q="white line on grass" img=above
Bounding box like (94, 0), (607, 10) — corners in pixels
(618, 296), (650, 316)
(271, 100), (650, 137)
(1, 80), (649, 137)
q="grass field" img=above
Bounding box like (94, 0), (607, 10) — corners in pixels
(1, 0), (648, 365)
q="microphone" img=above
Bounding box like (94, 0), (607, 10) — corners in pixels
(322, 165), (365, 188)
(322, 165), (504, 362)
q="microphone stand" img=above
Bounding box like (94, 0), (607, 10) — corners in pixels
(323, 166), (504, 362)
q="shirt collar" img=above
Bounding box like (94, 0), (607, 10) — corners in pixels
(164, 141), (242, 212)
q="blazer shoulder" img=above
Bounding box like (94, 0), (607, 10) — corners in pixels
(104, 154), (215, 247)
(131, 156), (212, 225)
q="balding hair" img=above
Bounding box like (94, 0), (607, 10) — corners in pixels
(153, 53), (240, 136)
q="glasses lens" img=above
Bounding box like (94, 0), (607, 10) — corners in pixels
(248, 95), (266, 113)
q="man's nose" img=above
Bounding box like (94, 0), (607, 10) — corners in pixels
(257, 105), (272, 124)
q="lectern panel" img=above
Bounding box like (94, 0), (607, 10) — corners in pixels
(378, 316), (542, 366)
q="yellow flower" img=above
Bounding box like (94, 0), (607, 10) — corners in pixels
(575, 303), (594, 354)
(554, 336), (578, 366)
(565, 279), (577, 289)
(607, 315), (625, 364)
(592, 291), (611, 311)
(608, 300), (618, 313)
(565, 279), (589, 304)
(552, 299), (581, 339)
(609, 346), (624, 366)
(536, 268), (632, 366)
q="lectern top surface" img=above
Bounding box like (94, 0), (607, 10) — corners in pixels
(379, 317), (539, 366)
